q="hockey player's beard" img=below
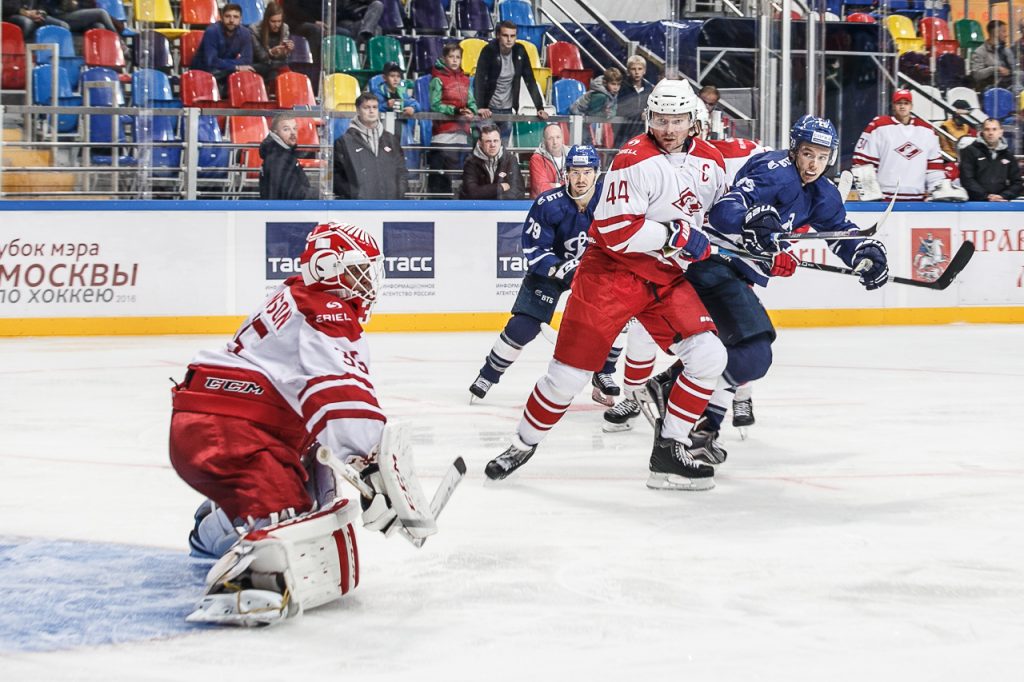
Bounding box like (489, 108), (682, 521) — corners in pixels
(567, 180), (597, 205)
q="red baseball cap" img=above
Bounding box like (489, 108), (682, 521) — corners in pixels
(892, 89), (913, 103)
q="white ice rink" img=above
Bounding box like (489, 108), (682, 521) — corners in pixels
(1, 324), (1023, 681)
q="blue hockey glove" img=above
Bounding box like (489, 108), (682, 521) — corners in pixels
(741, 205), (783, 256)
(550, 258), (580, 284)
(667, 220), (711, 262)
(852, 238), (888, 290)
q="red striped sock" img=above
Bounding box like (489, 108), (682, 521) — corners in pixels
(662, 373), (716, 441)
(519, 382), (572, 445)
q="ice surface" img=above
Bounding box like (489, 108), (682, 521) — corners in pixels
(0, 325), (1022, 681)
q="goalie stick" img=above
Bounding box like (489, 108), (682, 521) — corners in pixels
(316, 447), (467, 548)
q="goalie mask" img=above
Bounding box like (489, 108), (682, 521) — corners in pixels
(299, 222), (385, 321)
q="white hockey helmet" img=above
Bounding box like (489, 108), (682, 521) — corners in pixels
(299, 222), (385, 321)
(646, 78), (700, 117)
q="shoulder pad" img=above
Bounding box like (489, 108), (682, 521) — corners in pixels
(609, 134), (662, 170)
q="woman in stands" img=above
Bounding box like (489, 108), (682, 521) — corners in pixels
(251, 2), (294, 89)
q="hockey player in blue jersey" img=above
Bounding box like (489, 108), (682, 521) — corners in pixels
(642, 115), (890, 464)
(469, 145), (622, 403)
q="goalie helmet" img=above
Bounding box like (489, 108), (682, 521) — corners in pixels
(299, 222), (385, 321)
(789, 114), (839, 167)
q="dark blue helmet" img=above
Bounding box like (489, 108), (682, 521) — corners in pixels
(790, 115), (839, 166)
(565, 144), (601, 170)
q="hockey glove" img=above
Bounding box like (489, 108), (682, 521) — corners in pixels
(770, 250), (799, 277)
(359, 464), (399, 536)
(549, 258), (580, 284)
(666, 220), (711, 262)
(741, 205), (784, 256)
(852, 238), (889, 290)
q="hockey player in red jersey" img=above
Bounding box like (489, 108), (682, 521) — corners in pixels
(169, 222), (447, 626)
(484, 79), (729, 491)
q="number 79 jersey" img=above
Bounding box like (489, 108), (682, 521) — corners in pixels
(590, 133), (727, 286)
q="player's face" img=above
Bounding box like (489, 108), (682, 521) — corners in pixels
(793, 142), (831, 183)
(566, 167), (596, 195)
(274, 119), (298, 146)
(648, 112), (691, 152)
(893, 100), (912, 120)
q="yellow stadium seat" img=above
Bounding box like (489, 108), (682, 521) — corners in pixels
(459, 38), (487, 75)
(533, 67), (552, 98)
(886, 15), (925, 55)
(517, 39), (540, 68)
(324, 73), (361, 111)
(133, 0), (189, 40)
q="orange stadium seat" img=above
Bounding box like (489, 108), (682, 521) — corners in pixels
(180, 30), (205, 69)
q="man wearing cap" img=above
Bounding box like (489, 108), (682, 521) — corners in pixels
(939, 99), (976, 160)
(851, 89), (946, 201)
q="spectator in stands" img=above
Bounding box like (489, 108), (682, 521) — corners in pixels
(251, 2), (294, 89)
(971, 19), (1014, 90)
(259, 114), (316, 200)
(3, 0), (69, 39)
(938, 99), (975, 160)
(336, 0), (382, 46)
(459, 124), (525, 200)
(570, 66), (622, 146)
(333, 93), (409, 199)
(428, 42), (478, 197)
(374, 62), (419, 117)
(38, 0), (120, 36)
(699, 84), (720, 115)
(474, 20), (549, 142)
(192, 4), (254, 97)
(529, 123), (566, 198)
(616, 55), (654, 141)
(959, 118), (1022, 201)
(281, 0), (321, 67)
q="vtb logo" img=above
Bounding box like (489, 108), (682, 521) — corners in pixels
(383, 222), (435, 279)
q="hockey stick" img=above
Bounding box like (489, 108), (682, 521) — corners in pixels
(774, 189), (896, 243)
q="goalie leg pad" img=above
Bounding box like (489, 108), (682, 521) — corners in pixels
(186, 497), (361, 626)
(851, 165), (884, 201)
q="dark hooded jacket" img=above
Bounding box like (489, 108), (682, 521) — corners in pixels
(259, 133), (316, 200)
(959, 136), (1023, 200)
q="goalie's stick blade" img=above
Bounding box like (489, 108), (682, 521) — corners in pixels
(891, 240), (975, 290)
(410, 457), (467, 549)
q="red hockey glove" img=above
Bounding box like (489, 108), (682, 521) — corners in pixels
(770, 251), (799, 277)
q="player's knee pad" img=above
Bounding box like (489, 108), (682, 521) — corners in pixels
(724, 334), (773, 386)
(668, 331), (727, 382)
(504, 314), (542, 347)
(538, 358), (591, 404)
(186, 497), (361, 627)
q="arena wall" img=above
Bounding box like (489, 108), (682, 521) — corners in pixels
(0, 200), (1021, 336)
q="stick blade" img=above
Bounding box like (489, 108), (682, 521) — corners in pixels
(933, 240), (975, 289)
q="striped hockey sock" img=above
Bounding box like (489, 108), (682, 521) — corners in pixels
(518, 377), (573, 445)
(623, 352), (656, 397)
(661, 372), (716, 443)
(480, 331), (525, 383)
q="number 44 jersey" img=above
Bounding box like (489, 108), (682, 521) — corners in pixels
(589, 133), (727, 286)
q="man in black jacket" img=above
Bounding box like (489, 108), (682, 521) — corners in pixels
(259, 114), (317, 200)
(474, 20), (548, 142)
(959, 118), (1022, 201)
(333, 93), (409, 199)
(458, 124), (524, 199)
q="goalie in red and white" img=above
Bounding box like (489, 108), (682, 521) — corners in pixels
(168, 222), (438, 626)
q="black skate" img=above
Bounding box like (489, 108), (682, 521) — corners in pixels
(602, 398), (641, 433)
(647, 419), (715, 491)
(469, 375), (492, 403)
(591, 372), (620, 407)
(732, 397), (754, 440)
(484, 437), (537, 480)
(688, 417), (728, 465)
(637, 368), (673, 428)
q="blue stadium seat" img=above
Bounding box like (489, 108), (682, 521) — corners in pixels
(93, 0), (136, 36)
(411, 0), (448, 34)
(81, 67), (135, 165)
(331, 117), (352, 143)
(134, 113), (181, 171)
(236, 0), (266, 26)
(413, 35), (445, 73)
(31, 64), (81, 133)
(414, 73), (432, 147)
(33, 25), (84, 89)
(131, 68), (179, 107)
(380, 0), (405, 34)
(982, 87), (1015, 121)
(197, 115), (230, 178)
(552, 78), (585, 115)
(455, 0), (492, 36)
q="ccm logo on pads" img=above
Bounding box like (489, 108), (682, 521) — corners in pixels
(203, 378), (265, 395)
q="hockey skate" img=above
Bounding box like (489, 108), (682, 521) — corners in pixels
(647, 420), (715, 491)
(732, 397), (755, 440)
(636, 369), (673, 428)
(469, 375), (492, 403)
(602, 398), (641, 432)
(688, 417), (728, 466)
(484, 436), (537, 481)
(591, 372), (620, 407)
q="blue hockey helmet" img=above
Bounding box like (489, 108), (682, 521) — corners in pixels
(789, 115), (839, 166)
(565, 144), (601, 170)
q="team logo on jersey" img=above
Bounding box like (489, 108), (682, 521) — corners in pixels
(672, 189), (702, 216)
(895, 142), (922, 160)
(265, 222), (319, 279)
(496, 221), (527, 278)
(383, 222), (434, 279)
(910, 228), (951, 283)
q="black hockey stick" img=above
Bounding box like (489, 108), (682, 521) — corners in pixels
(776, 189), (896, 242)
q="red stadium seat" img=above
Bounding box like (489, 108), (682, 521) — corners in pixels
(228, 115), (270, 181)
(180, 68), (220, 107)
(228, 70), (274, 109)
(180, 30), (205, 69)
(546, 41), (584, 79)
(294, 118), (323, 168)
(1, 21), (26, 89)
(919, 17), (959, 57)
(84, 28), (125, 68)
(847, 12), (876, 23)
(275, 71), (315, 108)
(181, 0), (219, 26)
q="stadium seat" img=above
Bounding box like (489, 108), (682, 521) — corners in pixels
(413, 73), (432, 147)
(935, 52), (968, 90)
(293, 118), (322, 168)
(380, 0), (405, 34)
(131, 68), (178, 106)
(31, 64), (81, 133)
(330, 117), (352, 143)
(286, 35), (317, 87)
(369, 35), (406, 71)
(459, 37), (487, 74)
(180, 69), (221, 107)
(134, 113), (182, 172)
(228, 70), (273, 109)
(846, 12), (876, 23)
(237, 0), (266, 26)
(412, 35), (445, 74)
(982, 87), (1014, 120)
(455, 0), (493, 36)
(945, 86), (984, 122)
(410, 0), (448, 34)
(93, 0), (135, 36)
(81, 66), (134, 165)
(196, 114), (230, 178)
(533, 67), (551, 98)
(1, 21), (26, 89)
(133, 0), (190, 40)
(33, 25), (85, 86)
(133, 30), (173, 71)
(953, 18), (985, 60)
(324, 73), (361, 111)
(180, 30), (205, 69)
(513, 120), (546, 148)
(276, 71), (316, 108)
(83, 29), (127, 74)
(181, 0), (219, 27)
(326, 34), (362, 73)
(228, 115), (270, 186)
(517, 39), (540, 68)
(552, 78), (585, 115)
(919, 17), (958, 57)
(885, 15), (925, 55)
(500, 0), (545, 48)
(546, 42), (584, 79)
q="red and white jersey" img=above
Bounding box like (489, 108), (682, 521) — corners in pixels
(708, 137), (765, 186)
(590, 133), (727, 286)
(852, 116), (945, 200)
(179, 277), (385, 463)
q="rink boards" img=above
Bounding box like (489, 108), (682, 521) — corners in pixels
(0, 200), (1021, 336)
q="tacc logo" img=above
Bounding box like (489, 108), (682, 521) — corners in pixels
(383, 222), (435, 279)
(496, 221), (527, 279)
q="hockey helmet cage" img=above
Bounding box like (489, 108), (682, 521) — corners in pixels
(299, 222), (385, 319)
(789, 114), (839, 167)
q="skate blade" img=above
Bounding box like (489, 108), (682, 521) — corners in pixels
(601, 420), (634, 433)
(636, 399), (659, 429)
(645, 472), (715, 491)
(591, 388), (615, 407)
(737, 426), (748, 440)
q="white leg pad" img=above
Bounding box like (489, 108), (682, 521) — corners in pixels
(186, 497), (361, 627)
